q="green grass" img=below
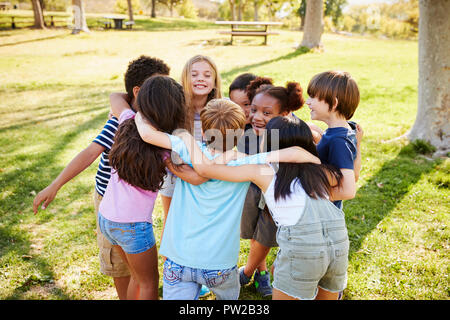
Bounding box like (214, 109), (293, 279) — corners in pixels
(0, 10), (220, 31)
(0, 15), (449, 300)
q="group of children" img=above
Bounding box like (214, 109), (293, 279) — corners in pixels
(33, 54), (363, 300)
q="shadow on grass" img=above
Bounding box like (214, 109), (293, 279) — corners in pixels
(344, 145), (442, 257)
(0, 110), (109, 299)
(0, 104), (106, 133)
(0, 33), (70, 47)
(220, 46), (311, 85)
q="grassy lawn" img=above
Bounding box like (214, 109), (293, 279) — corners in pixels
(0, 14), (448, 300)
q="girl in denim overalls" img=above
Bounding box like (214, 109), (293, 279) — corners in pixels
(181, 116), (349, 300)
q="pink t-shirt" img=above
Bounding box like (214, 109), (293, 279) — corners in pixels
(99, 109), (158, 224)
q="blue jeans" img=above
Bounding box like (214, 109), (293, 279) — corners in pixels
(162, 258), (240, 300)
(98, 212), (156, 254)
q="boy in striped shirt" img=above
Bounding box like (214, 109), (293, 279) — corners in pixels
(33, 55), (171, 299)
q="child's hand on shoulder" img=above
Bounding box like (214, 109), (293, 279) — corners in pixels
(306, 122), (323, 144)
(355, 123), (364, 147)
(213, 149), (246, 165)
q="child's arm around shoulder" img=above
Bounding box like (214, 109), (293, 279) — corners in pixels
(109, 92), (132, 119)
(134, 111), (172, 149)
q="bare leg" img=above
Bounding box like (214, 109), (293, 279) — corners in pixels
(243, 239), (271, 277)
(160, 195), (171, 262)
(125, 245), (159, 300)
(315, 287), (339, 300)
(272, 288), (298, 300)
(114, 245), (159, 300)
(113, 276), (131, 300)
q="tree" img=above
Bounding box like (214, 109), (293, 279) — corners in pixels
(72, 0), (89, 34)
(127, 0), (134, 21)
(298, 0), (306, 29)
(228, 0), (236, 21)
(300, 0), (324, 48)
(253, 0), (264, 21)
(324, 0), (347, 25)
(31, 0), (45, 29)
(160, 0), (182, 17)
(299, 0), (347, 30)
(151, 0), (156, 17)
(408, 0), (450, 157)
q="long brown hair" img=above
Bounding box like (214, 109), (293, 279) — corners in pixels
(109, 75), (186, 191)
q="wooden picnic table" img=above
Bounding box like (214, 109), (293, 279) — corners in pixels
(103, 15), (126, 29)
(215, 20), (282, 45)
(0, 2), (11, 11)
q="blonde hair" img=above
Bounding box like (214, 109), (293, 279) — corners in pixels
(181, 55), (223, 132)
(200, 99), (246, 152)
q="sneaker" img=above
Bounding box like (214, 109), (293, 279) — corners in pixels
(199, 285), (210, 297)
(254, 270), (272, 297)
(239, 266), (252, 286)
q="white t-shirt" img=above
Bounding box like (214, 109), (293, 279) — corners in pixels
(263, 166), (307, 227)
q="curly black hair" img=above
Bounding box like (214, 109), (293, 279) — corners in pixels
(124, 55), (170, 101)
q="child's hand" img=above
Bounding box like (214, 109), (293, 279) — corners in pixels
(355, 123), (364, 147)
(213, 150), (246, 164)
(306, 122), (323, 144)
(33, 185), (58, 214)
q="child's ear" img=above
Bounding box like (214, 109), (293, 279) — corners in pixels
(332, 97), (339, 111)
(133, 86), (140, 98)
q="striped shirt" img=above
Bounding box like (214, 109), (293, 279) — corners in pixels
(93, 116), (119, 196)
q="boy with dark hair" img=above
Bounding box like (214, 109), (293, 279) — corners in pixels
(229, 73), (257, 127)
(306, 70), (363, 210)
(33, 55), (170, 299)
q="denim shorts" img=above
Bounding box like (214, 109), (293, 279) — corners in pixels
(272, 197), (349, 300)
(162, 258), (240, 300)
(98, 212), (156, 254)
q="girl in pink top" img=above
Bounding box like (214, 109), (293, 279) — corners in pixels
(98, 75), (186, 300)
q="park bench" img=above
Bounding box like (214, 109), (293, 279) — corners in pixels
(98, 19), (112, 29)
(8, 15), (54, 29)
(125, 20), (135, 29)
(215, 21), (282, 45)
(0, 2), (11, 11)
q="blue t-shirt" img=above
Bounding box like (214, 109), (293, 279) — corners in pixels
(160, 134), (268, 270)
(317, 121), (358, 209)
(93, 116), (119, 196)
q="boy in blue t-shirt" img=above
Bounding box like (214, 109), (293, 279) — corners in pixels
(306, 70), (363, 209)
(134, 98), (320, 300)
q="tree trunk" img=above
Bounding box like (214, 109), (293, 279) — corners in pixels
(72, 0), (89, 34)
(229, 0), (235, 21)
(253, 1), (258, 21)
(237, 2), (242, 21)
(31, 0), (45, 29)
(127, 0), (134, 21)
(408, 0), (450, 157)
(151, 0), (156, 18)
(300, 0), (323, 49)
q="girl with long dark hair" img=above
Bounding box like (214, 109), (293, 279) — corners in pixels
(97, 75), (186, 300)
